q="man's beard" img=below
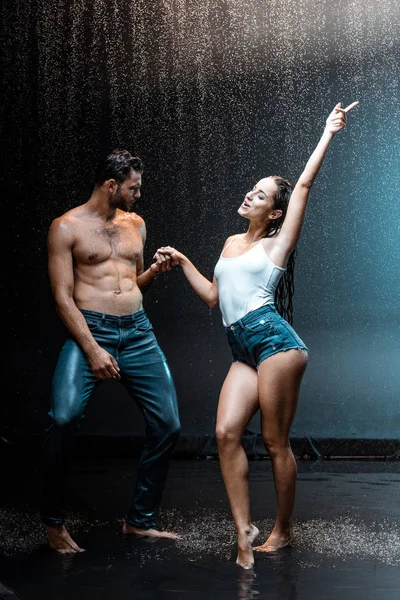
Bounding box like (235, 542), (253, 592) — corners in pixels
(112, 186), (130, 211)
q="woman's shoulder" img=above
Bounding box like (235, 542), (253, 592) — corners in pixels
(222, 233), (241, 248)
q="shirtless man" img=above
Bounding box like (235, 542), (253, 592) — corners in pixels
(41, 150), (181, 553)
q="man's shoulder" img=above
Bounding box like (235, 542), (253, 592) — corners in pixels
(118, 210), (145, 228)
(49, 206), (86, 238)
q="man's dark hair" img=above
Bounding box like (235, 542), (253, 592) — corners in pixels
(94, 150), (144, 185)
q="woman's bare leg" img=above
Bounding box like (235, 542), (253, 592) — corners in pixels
(216, 361), (260, 568)
(253, 349), (308, 553)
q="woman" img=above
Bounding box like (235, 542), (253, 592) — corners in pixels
(157, 101), (358, 568)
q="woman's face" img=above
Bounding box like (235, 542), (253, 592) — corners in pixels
(238, 177), (281, 223)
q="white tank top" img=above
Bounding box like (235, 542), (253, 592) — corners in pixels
(214, 236), (286, 326)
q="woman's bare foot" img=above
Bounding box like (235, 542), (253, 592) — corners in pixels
(122, 522), (181, 539)
(253, 526), (293, 553)
(248, 523), (259, 545)
(236, 524), (259, 569)
(43, 524), (85, 554)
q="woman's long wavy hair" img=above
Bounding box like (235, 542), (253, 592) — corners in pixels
(264, 176), (296, 324)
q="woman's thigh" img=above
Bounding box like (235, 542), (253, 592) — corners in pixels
(216, 361), (260, 436)
(257, 349), (308, 441)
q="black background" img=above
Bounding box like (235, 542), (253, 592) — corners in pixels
(2, 0), (400, 444)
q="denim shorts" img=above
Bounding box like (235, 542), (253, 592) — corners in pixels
(225, 304), (308, 369)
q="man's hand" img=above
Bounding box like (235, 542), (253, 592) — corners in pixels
(150, 248), (181, 273)
(88, 346), (121, 380)
(154, 246), (185, 266)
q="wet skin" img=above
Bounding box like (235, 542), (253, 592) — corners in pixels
(43, 169), (179, 552)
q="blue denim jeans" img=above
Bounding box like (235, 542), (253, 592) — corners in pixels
(225, 304), (308, 369)
(41, 309), (181, 530)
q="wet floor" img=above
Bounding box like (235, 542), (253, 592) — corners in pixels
(0, 457), (399, 599)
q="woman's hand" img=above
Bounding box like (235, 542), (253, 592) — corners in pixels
(155, 246), (218, 306)
(324, 101), (359, 135)
(154, 246), (185, 267)
(278, 100), (359, 253)
(150, 251), (174, 274)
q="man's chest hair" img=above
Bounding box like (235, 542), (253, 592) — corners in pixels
(74, 222), (143, 263)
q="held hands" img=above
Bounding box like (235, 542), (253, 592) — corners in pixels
(152, 246), (185, 270)
(325, 101), (359, 135)
(149, 249), (177, 274)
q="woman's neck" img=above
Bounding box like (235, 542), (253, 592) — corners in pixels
(243, 223), (267, 244)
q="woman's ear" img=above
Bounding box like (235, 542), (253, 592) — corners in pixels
(269, 209), (283, 221)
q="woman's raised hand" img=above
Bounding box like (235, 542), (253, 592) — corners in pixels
(325, 101), (359, 135)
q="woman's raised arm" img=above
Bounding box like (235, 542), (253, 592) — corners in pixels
(277, 101), (359, 254)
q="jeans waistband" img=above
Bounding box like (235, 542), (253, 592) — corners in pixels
(80, 308), (147, 327)
(225, 304), (278, 332)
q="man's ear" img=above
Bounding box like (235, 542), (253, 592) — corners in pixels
(105, 178), (118, 193)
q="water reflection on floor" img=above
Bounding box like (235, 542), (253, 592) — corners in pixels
(0, 459), (399, 599)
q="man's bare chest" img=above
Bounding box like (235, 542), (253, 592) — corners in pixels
(74, 225), (143, 264)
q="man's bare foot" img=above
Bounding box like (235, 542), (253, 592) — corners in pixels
(236, 524), (259, 569)
(122, 522), (181, 539)
(253, 527), (293, 553)
(43, 524), (85, 554)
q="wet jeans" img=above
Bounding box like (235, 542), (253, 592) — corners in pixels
(41, 309), (181, 530)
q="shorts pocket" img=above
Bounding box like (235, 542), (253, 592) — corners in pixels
(245, 317), (276, 333)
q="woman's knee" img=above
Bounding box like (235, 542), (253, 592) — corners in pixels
(262, 435), (291, 458)
(215, 424), (242, 446)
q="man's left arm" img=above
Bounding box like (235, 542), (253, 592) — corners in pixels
(136, 219), (173, 293)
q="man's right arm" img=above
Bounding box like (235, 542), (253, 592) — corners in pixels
(47, 217), (121, 380)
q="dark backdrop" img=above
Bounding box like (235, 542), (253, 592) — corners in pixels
(2, 0), (400, 449)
